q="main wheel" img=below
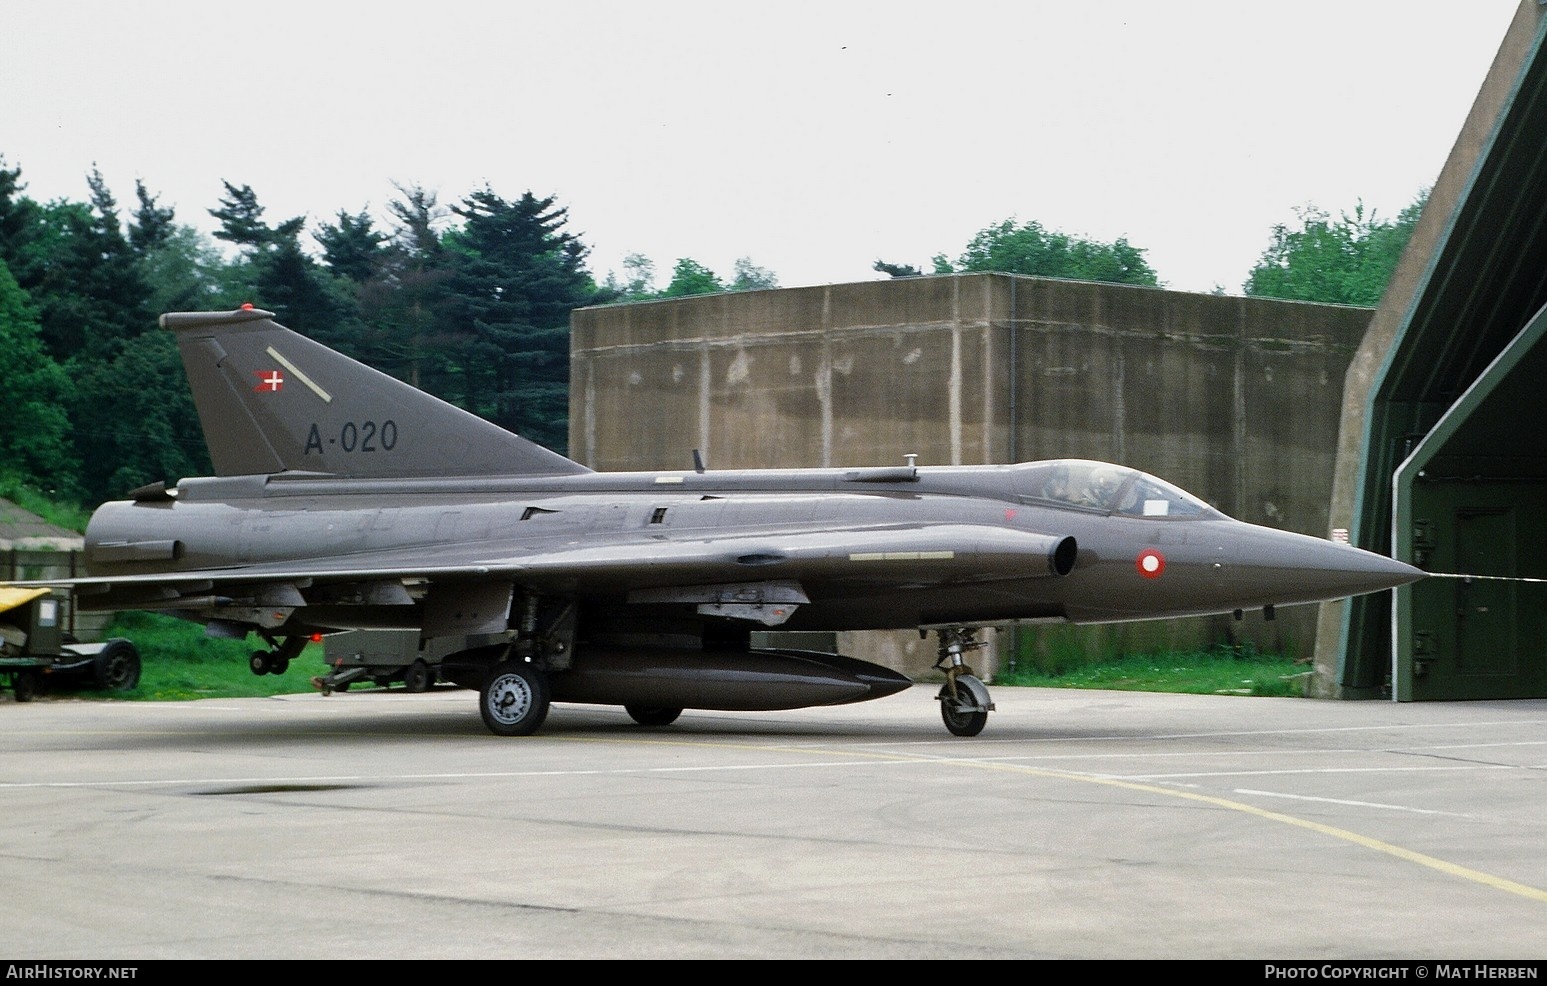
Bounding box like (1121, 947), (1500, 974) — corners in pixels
(625, 705), (683, 727)
(403, 659), (432, 693)
(480, 660), (550, 737)
(938, 683), (989, 737)
(249, 651), (271, 676)
(93, 640), (141, 692)
(14, 669), (40, 703)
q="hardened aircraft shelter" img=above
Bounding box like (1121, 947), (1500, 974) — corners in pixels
(1316, 0), (1547, 701)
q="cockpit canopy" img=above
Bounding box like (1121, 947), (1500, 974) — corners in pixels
(1019, 460), (1221, 518)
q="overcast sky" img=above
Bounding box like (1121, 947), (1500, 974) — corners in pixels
(2, 1), (1525, 296)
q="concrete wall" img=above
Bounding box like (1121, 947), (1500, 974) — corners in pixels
(572, 273), (1370, 681)
(573, 277), (994, 472)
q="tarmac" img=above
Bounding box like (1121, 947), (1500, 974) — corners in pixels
(1, 682), (1544, 960)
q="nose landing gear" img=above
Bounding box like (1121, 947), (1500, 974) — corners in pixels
(933, 627), (994, 737)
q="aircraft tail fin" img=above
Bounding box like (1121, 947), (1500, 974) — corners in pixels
(162, 307), (591, 479)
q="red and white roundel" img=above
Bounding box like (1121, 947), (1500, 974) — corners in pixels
(1136, 549), (1166, 579)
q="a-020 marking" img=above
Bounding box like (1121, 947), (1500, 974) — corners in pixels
(305, 420), (399, 454)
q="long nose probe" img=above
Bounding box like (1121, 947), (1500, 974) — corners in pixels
(1420, 572), (1547, 583)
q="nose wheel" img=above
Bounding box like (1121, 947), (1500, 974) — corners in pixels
(933, 627), (994, 737)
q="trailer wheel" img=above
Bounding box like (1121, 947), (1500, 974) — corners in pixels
(93, 640), (142, 692)
(14, 669), (40, 703)
(403, 659), (432, 693)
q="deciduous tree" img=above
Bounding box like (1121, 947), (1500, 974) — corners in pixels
(1243, 193), (1426, 306)
(729, 257), (778, 292)
(0, 261), (75, 497)
(939, 218), (1160, 286)
(661, 258), (724, 297)
(873, 259), (921, 278)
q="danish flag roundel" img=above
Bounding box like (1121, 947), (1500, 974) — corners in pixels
(1136, 549), (1166, 579)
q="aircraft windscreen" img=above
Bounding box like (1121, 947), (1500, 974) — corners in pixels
(1115, 474), (1214, 517)
(1023, 461), (1216, 517)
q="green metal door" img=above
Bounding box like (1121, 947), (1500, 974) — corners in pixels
(1453, 509), (1517, 678)
(1409, 503), (1547, 700)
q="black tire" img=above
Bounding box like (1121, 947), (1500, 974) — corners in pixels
(625, 705), (683, 727)
(939, 684), (988, 737)
(249, 651), (270, 676)
(403, 659), (432, 693)
(271, 657), (290, 676)
(93, 640), (141, 692)
(479, 660), (550, 737)
(14, 669), (40, 703)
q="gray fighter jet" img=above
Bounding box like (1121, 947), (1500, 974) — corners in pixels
(44, 307), (1422, 736)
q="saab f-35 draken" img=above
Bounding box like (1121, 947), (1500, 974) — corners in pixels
(32, 307), (1422, 737)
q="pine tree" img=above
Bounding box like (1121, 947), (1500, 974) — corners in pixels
(0, 157), (42, 280)
(129, 180), (176, 253)
(441, 188), (600, 450)
(315, 209), (389, 284)
(209, 181), (271, 253)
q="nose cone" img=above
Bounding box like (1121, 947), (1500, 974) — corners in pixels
(1230, 524), (1425, 607)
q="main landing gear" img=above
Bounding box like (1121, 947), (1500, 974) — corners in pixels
(249, 634), (306, 676)
(479, 657), (550, 736)
(933, 627), (995, 737)
(476, 594), (571, 736)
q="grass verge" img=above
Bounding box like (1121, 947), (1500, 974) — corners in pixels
(50, 615), (1306, 702)
(994, 644), (1309, 697)
(99, 612), (326, 701)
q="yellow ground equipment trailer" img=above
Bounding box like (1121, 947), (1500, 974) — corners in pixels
(0, 587), (140, 701)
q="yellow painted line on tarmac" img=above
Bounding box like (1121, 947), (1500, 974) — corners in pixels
(957, 757), (1547, 904)
(551, 733), (1547, 904)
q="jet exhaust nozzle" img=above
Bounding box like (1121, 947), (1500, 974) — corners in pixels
(1049, 536), (1078, 576)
